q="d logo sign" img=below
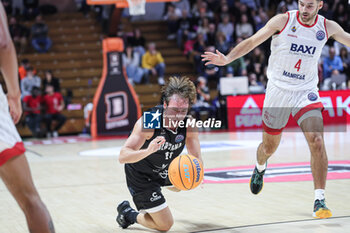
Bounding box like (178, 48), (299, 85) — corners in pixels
(91, 38), (141, 137)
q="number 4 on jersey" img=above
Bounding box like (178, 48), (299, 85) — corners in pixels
(295, 59), (302, 72)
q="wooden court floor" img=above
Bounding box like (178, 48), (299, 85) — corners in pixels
(1, 126), (350, 233)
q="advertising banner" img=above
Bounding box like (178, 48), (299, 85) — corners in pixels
(227, 90), (350, 131)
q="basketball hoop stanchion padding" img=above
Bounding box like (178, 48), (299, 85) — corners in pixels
(91, 38), (141, 138)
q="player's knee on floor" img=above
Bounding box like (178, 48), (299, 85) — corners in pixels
(155, 218), (173, 232)
(156, 222), (173, 232)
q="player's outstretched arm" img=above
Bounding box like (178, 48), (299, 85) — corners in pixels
(327, 20), (350, 48)
(0, 2), (22, 123)
(201, 13), (288, 66)
(185, 117), (203, 165)
(119, 117), (165, 164)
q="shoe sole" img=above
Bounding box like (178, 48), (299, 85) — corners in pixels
(313, 208), (332, 219)
(249, 177), (264, 195)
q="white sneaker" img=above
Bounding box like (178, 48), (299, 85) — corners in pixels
(53, 131), (59, 138)
(158, 77), (165, 85)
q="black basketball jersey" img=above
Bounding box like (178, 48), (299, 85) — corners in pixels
(125, 105), (187, 187)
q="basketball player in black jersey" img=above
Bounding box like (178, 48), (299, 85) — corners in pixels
(116, 77), (202, 231)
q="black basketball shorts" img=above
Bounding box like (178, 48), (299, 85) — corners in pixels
(126, 178), (168, 213)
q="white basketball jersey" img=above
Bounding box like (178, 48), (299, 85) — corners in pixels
(267, 10), (328, 90)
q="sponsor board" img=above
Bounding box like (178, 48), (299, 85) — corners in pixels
(227, 90), (350, 131)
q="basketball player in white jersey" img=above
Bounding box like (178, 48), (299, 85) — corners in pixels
(202, 0), (350, 218)
(0, 2), (55, 232)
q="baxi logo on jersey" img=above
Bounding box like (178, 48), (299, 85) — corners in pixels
(143, 110), (161, 129)
(316, 30), (326, 41)
(290, 43), (316, 55)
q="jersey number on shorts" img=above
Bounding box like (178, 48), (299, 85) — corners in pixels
(165, 152), (173, 160)
(294, 59), (302, 72)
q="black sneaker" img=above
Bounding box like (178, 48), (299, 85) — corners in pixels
(249, 166), (265, 195)
(313, 199), (332, 219)
(116, 201), (136, 229)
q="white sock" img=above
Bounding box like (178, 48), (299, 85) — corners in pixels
(315, 189), (325, 201)
(256, 162), (266, 172)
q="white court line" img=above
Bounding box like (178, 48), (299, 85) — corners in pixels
(78, 140), (261, 157)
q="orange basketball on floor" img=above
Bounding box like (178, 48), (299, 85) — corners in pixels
(168, 154), (204, 191)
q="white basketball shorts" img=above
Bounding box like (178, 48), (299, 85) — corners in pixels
(262, 81), (324, 135)
(0, 86), (25, 166)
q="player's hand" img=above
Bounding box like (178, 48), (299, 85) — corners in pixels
(7, 93), (22, 124)
(147, 136), (166, 154)
(201, 49), (229, 66)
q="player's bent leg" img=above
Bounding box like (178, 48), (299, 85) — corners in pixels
(300, 115), (331, 219)
(117, 200), (173, 231)
(137, 207), (173, 231)
(252, 81), (290, 195)
(0, 155), (55, 233)
(250, 130), (282, 195)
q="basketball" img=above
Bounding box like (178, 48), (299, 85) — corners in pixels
(168, 154), (204, 191)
